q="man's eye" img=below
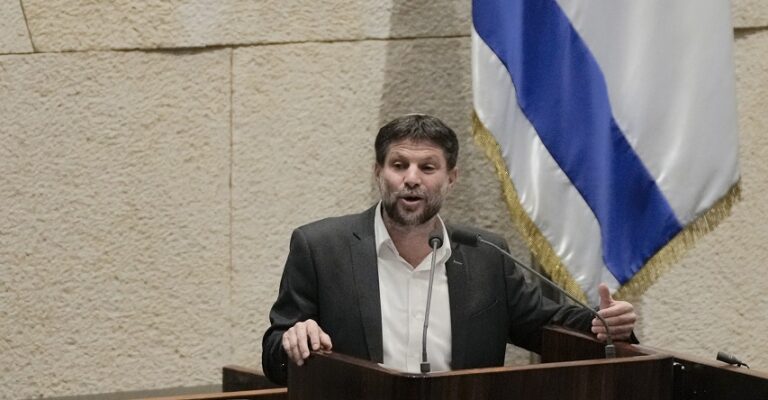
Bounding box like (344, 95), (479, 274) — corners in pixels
(422, 165), (436, 172)
(392, 162), (405, 169)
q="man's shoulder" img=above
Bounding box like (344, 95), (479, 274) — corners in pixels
(295, 205), (376, 237)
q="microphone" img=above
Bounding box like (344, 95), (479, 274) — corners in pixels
(429, 231), (443, 248)
(450, 228), (617, 359)
(420, 227), (444, 373)
(717, 351), (749, 368)
(451, 228), (480, 247)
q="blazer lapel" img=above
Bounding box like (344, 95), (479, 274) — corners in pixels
(446, 238), (471, 369)
(349, 206), (384, 363)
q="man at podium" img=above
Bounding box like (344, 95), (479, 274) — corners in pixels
(262, 114), (637, 385)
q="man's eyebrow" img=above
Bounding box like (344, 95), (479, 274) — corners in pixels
(386, 150), (442, 163)
(420, 155), (442, 164)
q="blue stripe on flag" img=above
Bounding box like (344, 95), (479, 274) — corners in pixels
(472, 0), (682, 283)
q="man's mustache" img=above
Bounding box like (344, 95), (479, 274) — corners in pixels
(394, 190), (426, 198)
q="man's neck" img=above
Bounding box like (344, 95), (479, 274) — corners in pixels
(383, 214), (439, 268)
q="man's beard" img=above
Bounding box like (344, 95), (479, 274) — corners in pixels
(379, 182), (445, 227)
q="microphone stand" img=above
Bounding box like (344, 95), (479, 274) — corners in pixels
(421, 232), (443, 373)
(475, 235), (616, 359)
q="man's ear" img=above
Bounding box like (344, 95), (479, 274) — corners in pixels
(448, 167), (459, 188)
(373, 162), (381, 179)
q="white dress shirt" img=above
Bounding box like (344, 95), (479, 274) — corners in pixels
(374, 202), (453, 373)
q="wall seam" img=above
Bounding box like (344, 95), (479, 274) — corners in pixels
(4, 34), (472, 56)
(227, 47), (235, 362)
(18, 0), (37, 52)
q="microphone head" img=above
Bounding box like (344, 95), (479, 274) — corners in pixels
(451, 228), (479, 247)
(717, 351), (749, 367)
(428, 230), (443, 248)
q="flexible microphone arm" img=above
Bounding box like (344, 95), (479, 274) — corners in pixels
(420, 230), (443, 373)
(453, 230), (616, 359)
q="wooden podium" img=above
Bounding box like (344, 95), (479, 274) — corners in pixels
(284, 326), (768, 400)
(287, 327), (672, 400)
(151, 326), (768, 400)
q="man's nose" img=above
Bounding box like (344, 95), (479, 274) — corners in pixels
(403, 166), (422, 186)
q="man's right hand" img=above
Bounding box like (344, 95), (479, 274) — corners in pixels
(281, 319), (333, 366)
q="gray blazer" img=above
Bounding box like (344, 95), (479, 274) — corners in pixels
(262, 206), (592, 385)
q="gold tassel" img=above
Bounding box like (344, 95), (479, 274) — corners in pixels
(471, 112), (741, 302)
(615, 182), (741, 300)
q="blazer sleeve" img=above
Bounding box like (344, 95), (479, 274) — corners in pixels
(497, 239), (594, 353)
(261, 228), (319, 386)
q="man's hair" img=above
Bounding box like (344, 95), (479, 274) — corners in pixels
(374, 114), (459, 169)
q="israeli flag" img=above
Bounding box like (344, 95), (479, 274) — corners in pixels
(472, 0), (740, 305)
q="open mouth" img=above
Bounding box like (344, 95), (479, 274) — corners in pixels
(398, 193), (424, 206)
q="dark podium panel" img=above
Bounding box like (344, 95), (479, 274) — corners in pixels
(151, 327), (766, 400)
(287, 327), (674, 400)
(631, 343), (768, 400)
(284, 326), (768, 400)
(288, 351), (672, 400)
(540, 326), (768, 400)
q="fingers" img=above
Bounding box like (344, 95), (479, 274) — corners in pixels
(306, 320), (321, 352)
(319, 331), (333, 351)
(593, 301), (636, 322)
(592, 306), (634, 322)
(591, 322), (635, 336)
(281, 322), (307, 366)
(591, 297), (637, 341)
(597, 299), (634, 318)
(593, 324), (634, 341)
(297, 321), (312, 359)
(597, 283), (613, 310)
(281, 319), (332, 366)
(592, 314), (636, 330)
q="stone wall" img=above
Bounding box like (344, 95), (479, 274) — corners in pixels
(1, 1), (766, 398)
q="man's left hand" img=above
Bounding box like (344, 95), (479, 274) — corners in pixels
(591, 283), (636, 341)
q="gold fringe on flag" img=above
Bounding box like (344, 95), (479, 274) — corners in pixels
(471, 111), (741, 302)
(615, 181), (740, 300)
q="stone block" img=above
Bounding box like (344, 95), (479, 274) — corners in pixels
(0, 0), (33, 53)
(23, 0), (470, 52)
(733, 0), (768, 29)
(0, 49), (231, 398)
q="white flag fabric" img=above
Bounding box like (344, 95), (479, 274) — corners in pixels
(472, 0), (740, 305)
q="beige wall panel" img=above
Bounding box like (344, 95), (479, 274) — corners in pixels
(23, 0), (470, 52)
(634, 29), (768, 371)
(230, 36), (530, 371)
(732, 0), (768, 29)
(0, 0), (33, 53)
(0, 49), (231, 398)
